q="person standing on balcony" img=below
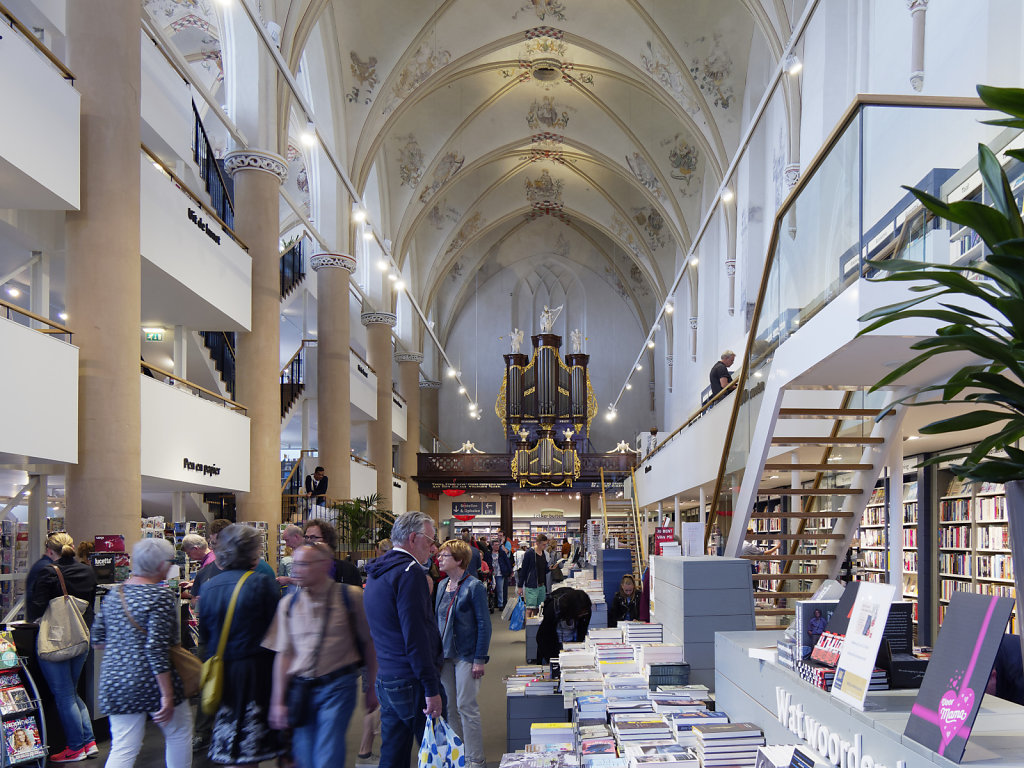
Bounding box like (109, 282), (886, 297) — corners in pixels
(709, 350), (735, 398)
(305, 466), (328, 510)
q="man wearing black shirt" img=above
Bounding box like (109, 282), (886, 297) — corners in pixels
(305, 465), (328, 508)
(709, 350), (735, 397)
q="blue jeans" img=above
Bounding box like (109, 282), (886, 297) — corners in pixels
(376, 675), (446, 768)
(291, 670), (358, 768)
(38, 654), (94, 750)
(494, 574), (506, 608)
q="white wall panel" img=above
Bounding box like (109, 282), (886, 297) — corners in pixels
(140, 375), (249, 492)
(0, 319), (77, 463)
(0, 28), (79, 209)
(351, 359), (377, 418)
(140, 157), (251, 330)
(351, 460), (376, 499)
(140, 30), (193, 165)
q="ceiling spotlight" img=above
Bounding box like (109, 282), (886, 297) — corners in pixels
(394, 279), (406, 291)
(635, 364), (642, 371)
(647, 340), (655, 349)
(377, 258), (390, 271)
(447, 367), (458, 378)
(690, 257), (699, 266)
(784, 54), (802, 75)
(458, 386), (466, 395)
(5, 286), (20, 298)
(721, 187), (735, 203)
(58, 312), (68, 321)
(664, 303), (674, 315)
(352, 206), (368, 223)
(626, 383), (632, 390)
(363, 230), (375, 241)
(388, 273), (397, 281)
(300, 120), (317, 147)
(606, 408), (617, 422)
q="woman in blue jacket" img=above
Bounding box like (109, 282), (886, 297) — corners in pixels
(486, 538), (513, 610)
(434, 539), (491, 768)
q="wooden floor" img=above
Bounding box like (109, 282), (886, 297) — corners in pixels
(90, 610), (526, 767)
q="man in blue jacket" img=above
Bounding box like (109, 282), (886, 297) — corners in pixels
(487, 538), (513, 610)
(365, 511), (443, 768)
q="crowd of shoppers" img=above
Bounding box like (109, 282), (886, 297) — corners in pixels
(22, 515), (617, 767)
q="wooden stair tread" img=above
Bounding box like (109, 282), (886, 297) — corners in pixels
(771, 436), (885, 445)
(778, 408), (883, 418)
(745, 533), (845, 540)
(764, 463), (873, 471)
(756, 488), (861, 496)
(754, 608), (796, 615)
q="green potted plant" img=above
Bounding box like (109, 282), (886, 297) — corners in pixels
(857, 84), (1024, 656)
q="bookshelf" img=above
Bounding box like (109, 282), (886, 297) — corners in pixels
(901, 480), (919, 628)
(852, 485), (887, 584)
(935, 478), (1017, 632)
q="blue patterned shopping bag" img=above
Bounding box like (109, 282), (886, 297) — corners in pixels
(418, 716), (466, 768)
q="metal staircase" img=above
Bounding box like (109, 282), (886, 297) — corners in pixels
(600, 467), (644, 576)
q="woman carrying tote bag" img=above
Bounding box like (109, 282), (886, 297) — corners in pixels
(27, 532), (98, 763)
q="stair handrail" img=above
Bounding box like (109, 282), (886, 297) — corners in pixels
(280, 339), (318, 378)
(350, 347), (376, 376)
(0, 298), (72, 340)
(192, 100), (235, 225)
(629, 466), (645, 575)
(141, 144), (248, 252)
(0, 1), (75, 81)
(703, 94), (985, 551)
(141, 361), (246, 413)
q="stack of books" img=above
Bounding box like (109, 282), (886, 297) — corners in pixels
(639, 644), (684, 665)
(649, 693), (706, 715)
(589, 628), (624, 644)
(776, 639), (797, 670)
(531, 722), (575, 746)
(624, 744), (699, 768)
(499, 753), (566, 768)
(611, 714), (674, 743)
(668, 711), (729, 746)
(645, 661), (690, 689)
(621, 622), (664, 644)
(794, 659), (835, 690)
(576, 723), (614, 751)
(574, 694), (609, 723)
(562, 669), (604, 708)
(579, 736), (618, 756)
(692, 723), (765, 767)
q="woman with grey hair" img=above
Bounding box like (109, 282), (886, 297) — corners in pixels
(92, 537), (192, 767)
(198, 524), (281, 767)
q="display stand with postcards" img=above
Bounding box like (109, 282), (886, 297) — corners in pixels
(0, 633), (46, 766)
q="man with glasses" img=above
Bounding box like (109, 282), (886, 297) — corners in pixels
(264, 543), (377, 767)
(364, 511), (444, 768)
(303, 518), (362, 586)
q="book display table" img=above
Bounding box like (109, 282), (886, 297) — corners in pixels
(506, 693), (568, 752)
(715, 630), (1024, 768)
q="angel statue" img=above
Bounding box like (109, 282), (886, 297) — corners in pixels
(510, 328), (524, 353)
(454, 440), (484, 454)
(570, 328), (583, 353)
(539, 304), (563, 333)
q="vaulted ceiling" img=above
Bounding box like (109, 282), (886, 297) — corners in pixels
(147, 0), (803, 345)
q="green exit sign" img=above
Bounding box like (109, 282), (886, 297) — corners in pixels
(145, 331), (163, 341)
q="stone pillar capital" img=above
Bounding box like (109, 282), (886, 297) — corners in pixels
(361, 312), (398, 327)
(688, 316), (698, 330)
(420, 380), (442, 390)
(783, 163), (801, 189)
(395, 352), (424, 364)
(223, 150), (288, 184)
(906, 0), (928, 12)
(310, 252), (356, 273)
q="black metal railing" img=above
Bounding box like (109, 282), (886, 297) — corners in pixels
(192, 101), (234, 230)
(199, 331), (236, 400)
(280, 238), (306, 298)
(281, 346), (305, 418)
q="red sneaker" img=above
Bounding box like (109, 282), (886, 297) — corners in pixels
(50, 746), (88, 763)
(84, 740), (99, 757)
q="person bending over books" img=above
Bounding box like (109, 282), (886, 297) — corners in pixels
(536, 588), (592, 663)
(608, 575), (641, 627)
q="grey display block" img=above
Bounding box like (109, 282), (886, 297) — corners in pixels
(715, 631), (1024, 768)
(507, 694), (569, 752)
(650, 556), (755, 691)
(526, 620), (538, 662)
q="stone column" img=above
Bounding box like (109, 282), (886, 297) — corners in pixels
(420, 380), (442, 450)
(500, 493), (514, 539)
(362, 312), (397, 509)
(311, 253), (356, 499)
(908, 0), (929, 92)
(225, 151), (288, 528)
(396, 352), (424, 500)
(65, 1), (142, 544)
